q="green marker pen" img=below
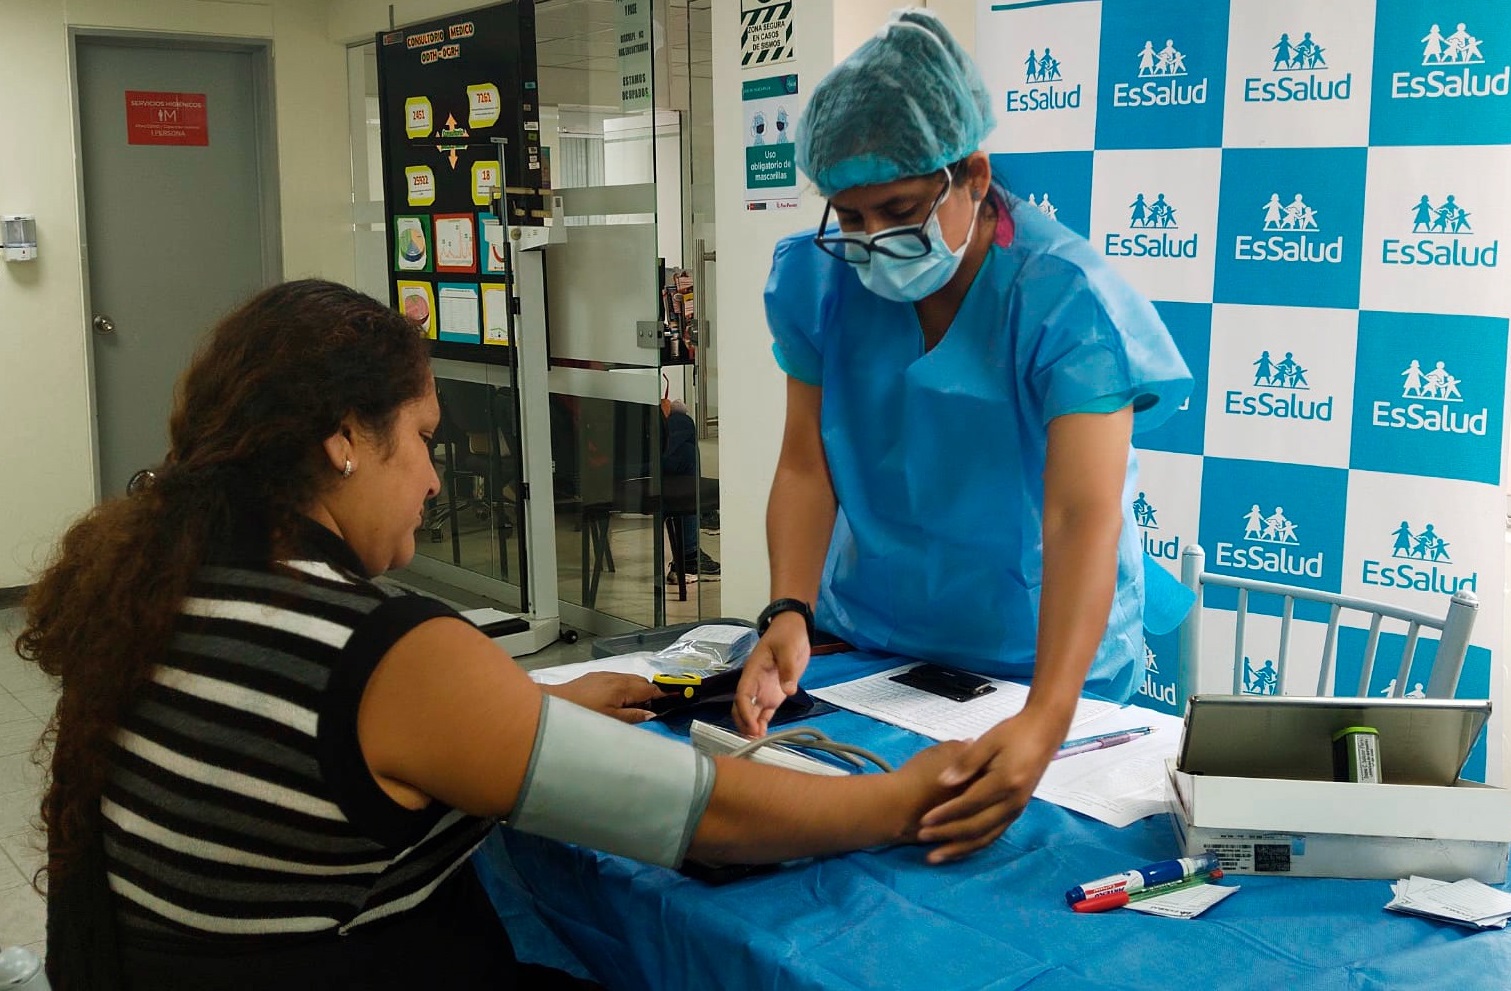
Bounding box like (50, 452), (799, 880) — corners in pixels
(1127, 869), (1223, 903)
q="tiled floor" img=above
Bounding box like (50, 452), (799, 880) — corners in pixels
(412, 436), (726, 629)
(0, 606), (52, 961)
(412, 509), (725, 628)
(0, 602), (605, 963)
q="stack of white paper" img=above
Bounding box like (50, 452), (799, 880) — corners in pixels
(810, 666), (1118, 743)
(527, 653), (659, 686)
(811, 666), (1186, 828)
(1031, 707), (1186, 828)
(1386, 876), (1511, 929)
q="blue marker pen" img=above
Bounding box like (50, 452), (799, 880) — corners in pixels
(1064, 852), (1220, 906)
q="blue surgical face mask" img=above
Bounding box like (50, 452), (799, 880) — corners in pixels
(855, 188), (981, 303)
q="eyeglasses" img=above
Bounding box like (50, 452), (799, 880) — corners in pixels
(813, 168), (952, 264)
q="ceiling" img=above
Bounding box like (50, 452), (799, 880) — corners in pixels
(535, 0), (712, 78)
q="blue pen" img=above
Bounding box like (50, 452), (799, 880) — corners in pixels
(1059, 726), (1153, 751)
(1055, 726), (1153, 760)
(1064, 852), (1220, 906)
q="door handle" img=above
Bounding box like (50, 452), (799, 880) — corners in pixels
(93, 314), (116, 335)
(126, 469), (156, 496)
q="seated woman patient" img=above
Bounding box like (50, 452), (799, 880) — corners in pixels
(19, 280), (965, 990)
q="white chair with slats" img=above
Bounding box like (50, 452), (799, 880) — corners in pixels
(1176, 544), (1478, 709)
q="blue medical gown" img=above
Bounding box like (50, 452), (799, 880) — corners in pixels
(765, 194), (1192, 702)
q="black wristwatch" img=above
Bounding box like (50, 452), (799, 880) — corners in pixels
(756, 598), (814, 641)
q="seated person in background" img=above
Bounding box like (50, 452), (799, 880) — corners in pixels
(662, 397), (720, 583)
(20, 280), (966, 991)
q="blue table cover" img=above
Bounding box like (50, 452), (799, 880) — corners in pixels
(475, 652), (1511, 990)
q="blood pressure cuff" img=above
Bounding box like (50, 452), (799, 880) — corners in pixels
(509, 695), (716, 868)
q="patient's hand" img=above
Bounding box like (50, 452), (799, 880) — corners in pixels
(915, 709), (1066, 863)
(546, 672), (667, 723)
(890, 740), (972, 843)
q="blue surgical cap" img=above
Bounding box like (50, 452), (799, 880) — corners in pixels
(796, 8), (995, 198)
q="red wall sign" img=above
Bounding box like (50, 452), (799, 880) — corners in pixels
(125, 91), (209, 146)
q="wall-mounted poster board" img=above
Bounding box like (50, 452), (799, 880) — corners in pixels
(376, 1), (544, 364)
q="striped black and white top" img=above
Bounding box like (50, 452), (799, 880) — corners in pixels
(102, 518), (494, 945)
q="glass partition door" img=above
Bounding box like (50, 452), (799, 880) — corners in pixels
(536, 0), (716, 629)
(348, 0), (716, 633)
(348, 40), (528, 615)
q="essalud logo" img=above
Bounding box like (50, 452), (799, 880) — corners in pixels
(1215, 503), (1325, 579)
(1362, 519), (1478, 596)
(1112, 37), (1208, 108)
(1132, 491), (1180, 561)
(1103, 192), (1198, 259)
(1391, 20), (1510, 100)
(1241, 655), (1280, 695)
(1224, 349), (1334, 421)
(1024, 193), (1061, 223)
(1005, 47), (1083, 112)
(1244, 30), (1354, 103)
(1137, 640), (1177, 706)
(1382, 193), (1499, 268)
(1233, 191), (1346, 265)
(1371, 356), (1488, 436)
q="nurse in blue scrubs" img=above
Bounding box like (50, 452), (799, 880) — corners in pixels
(734, 9), (1193, 862)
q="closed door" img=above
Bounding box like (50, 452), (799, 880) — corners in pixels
(77, 39), (277, 497)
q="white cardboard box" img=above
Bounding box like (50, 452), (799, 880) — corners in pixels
(1166, 759), (1511, 881)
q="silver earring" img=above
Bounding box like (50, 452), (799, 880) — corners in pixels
(342, 459), (354, 478)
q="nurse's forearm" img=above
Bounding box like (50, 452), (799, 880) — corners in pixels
(1029, 408), (1133, 726)
(1026, 510), (1122, 727)
(767, 379), (836, 604)
(766, 461), (836, 602)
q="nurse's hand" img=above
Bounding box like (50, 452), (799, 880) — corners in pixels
(914, 707), (1068, 863)
(733, 613), (811, 736)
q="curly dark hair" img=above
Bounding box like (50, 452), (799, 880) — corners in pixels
(16, 279), (432, 890)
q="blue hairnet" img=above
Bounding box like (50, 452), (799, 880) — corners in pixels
(796, 8), (995, 197)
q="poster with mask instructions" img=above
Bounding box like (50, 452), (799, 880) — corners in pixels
(743, 74), (799, 211)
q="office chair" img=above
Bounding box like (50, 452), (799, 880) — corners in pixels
(569, 397), (625, 609)
(573, 400), (719, 621)
(1175, 544), (1478, 709)
(612, 474), (720, 612)
(422, 381), (517, 573)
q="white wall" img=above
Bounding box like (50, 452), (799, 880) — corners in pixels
(711, 0), (976, 616)
(0, 0), (352, 587)
(327, 0), (488, 43)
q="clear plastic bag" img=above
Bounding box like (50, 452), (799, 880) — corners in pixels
(649, 624), (760, 675)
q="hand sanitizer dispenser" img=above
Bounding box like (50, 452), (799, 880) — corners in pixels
(2, 216), (37, 262)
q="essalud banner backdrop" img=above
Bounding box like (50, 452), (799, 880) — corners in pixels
(977, 0), (1511, 780)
